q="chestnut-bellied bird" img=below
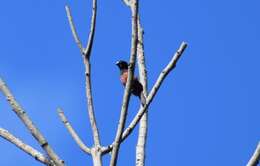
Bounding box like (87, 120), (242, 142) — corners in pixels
(116, 60), (146, 106)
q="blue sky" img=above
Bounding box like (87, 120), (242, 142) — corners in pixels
(0, 0), (259, 165)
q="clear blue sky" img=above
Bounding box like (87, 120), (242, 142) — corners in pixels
(0, 0), (259, 165)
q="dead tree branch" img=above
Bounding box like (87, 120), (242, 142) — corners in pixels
(65, 6), (84, 54)
(247, 141), (260, 166)
(136, 16), (148, 166)
(0, 78), (64, 166)
(65, 0), (102, 165)
(109, 0), (139, 165)
(122, 42), (187, 142)
(65, 0), (100, 147)
(83, 0), (97, 58)
(57, 108), (91, 154)
(84, 59), (101, 147)
(102, 42), (188, 154)
(0, 128), (52, 165)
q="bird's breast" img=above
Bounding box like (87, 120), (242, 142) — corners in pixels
(120, 72), (128, 86)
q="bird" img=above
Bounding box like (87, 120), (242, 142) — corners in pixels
(116, 60), (146, 106)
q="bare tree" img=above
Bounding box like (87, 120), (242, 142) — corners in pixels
(0, 0), (188, 166)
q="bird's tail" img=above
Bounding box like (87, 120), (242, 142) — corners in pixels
(139, 92), (146, 106)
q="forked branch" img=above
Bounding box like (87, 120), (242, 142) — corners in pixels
(65, 0), (100, 147)
(102, 42), (188, 154)
(65, 0), (97, 59)
(65, 1), (102, 165)
(122, 42), (187, 142)
(0, 78), (64, 166)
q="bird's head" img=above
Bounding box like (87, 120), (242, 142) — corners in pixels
(116, 60), (128, 70)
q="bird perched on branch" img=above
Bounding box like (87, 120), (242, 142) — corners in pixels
(116, 60), (146, 106)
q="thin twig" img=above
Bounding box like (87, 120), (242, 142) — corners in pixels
(247, 141), (260, 166)
(84, 0), (97, 58)
(109, 1), (139, 166)
(136, 15), (148, 166)
(65, 5), (84, 55)
(0, 128), (52, 166)
(0, 78), (64, 166)
(57, 108), (91, 154)
(102, 42), (188, 154)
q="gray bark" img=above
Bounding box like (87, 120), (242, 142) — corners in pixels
(0, 128), (52, 165)
(136, 17), (148, 166)
(0, 78), (64, 166)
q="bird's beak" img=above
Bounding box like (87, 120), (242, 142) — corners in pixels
(115, 61), (120, 66)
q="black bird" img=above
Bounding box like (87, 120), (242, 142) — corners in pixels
(116, 60), (146, 106)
